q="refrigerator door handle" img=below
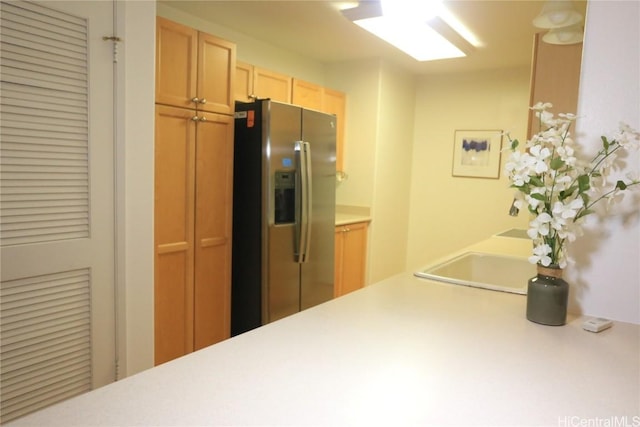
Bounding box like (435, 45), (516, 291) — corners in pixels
(294, 141), (313, 263)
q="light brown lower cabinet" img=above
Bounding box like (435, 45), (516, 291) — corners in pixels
(334, 222), (368, 297)
(154, 104), (233, 365)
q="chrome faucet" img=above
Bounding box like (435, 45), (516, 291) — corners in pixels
(508, 198), (519, 216)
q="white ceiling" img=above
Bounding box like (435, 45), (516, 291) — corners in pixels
(159, 0), (587, 75)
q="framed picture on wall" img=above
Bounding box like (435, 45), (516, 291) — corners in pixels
(452, 130), (503, 179)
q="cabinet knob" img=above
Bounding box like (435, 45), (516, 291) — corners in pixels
(191, 97), (200, 104)
(199, 116), (207, 122)
(198, 98), (207, 104)
(191, 116), (200, 121)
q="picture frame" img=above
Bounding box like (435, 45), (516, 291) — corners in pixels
(452, 130), (503, 179)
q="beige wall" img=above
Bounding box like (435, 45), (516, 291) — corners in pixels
(369, 62), (415, 282)
(406, 67), (531, 271)
(327, 60), (416, 283)
(326, 59), (381, 208)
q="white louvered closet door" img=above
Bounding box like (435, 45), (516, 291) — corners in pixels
(0, 0), (116, 423)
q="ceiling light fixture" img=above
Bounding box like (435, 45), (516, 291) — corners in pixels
(341, 0), (476, 62)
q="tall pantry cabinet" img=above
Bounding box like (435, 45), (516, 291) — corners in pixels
(154, 17), (235, 365)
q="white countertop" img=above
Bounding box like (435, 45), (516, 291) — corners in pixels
(335, 212), (371, 226)
(11, 260), (639, 426)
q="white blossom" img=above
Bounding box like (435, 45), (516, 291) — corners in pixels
(552, 199), (584, 220)
(527, 212), (552, 239)
(505, 103), (640, 267)
(529, 243), (552, 267)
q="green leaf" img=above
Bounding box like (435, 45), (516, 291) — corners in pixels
(601, 136), (610, 151)
(530, 193), (546, 201)
(510, 139), (519, 150)
(578, 174), (591, 193)
(529, 176), (544, 187)
(615, 180), (628, 190)
(580, 192), (590, 206)
(559, 186), (578, 200)
(550, 157), (565, 170)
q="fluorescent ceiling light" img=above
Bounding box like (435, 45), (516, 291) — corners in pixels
(354, 16), (465, 61)
(342, 0), (476, 62)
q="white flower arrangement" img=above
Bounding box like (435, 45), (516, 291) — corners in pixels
(505, 102), (640, 268)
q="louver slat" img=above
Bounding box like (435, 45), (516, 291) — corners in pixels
(0, 269), (92, 423)
(0, 0), (89, 247)
(0, 1), (93, 423)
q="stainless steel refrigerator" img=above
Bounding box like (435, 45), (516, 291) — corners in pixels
(231, 99), (336, 336)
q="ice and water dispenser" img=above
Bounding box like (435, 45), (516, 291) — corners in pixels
(274, 170), (295, 224)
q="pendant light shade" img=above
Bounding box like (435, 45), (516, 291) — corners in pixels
(533, 0), (583, 29)
(542, 24), (583, 45)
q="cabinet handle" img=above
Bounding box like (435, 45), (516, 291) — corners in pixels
(191, 116), (200, 121)
(198, 98), (207, 104)
(199, 116), (207, 122)
(191, 97), (200, 104)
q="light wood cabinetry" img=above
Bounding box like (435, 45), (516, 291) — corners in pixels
(156, 17), (235, 115)
(234, 61), (253, 102)
(193, 112), (234, 351)
(235, 61), (292, 103)
(292, 78), (323, 110)
(527, 32), (583, 139)
(154, 17), (235, 365)
(334, 222), (368, 297)
(292, 78), (346, 172)
(154, 105), (196, 363)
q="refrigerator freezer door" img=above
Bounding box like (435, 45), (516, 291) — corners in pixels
(265, 102), (303, 323)
(300, 109), (336, 311)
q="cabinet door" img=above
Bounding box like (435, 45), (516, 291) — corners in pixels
(334, 222), (368, 297)
(194, 113), (234, 350)
(154, 105), (196, 365)
(235, 61), (254, 102)
(341, 222), (368, 295)
(322, 88), (346, 172)
(253, 66), (291, 103)
(334, 227), (345, 298)
(292, 78), (322, 110)
(156, 17), (197, 109)
(197, 32), (236, 115)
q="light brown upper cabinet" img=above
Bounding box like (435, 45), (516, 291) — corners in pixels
(156, 17), (235, 115)
(235, 61), (292, 103)
(292, 79), (347, 172)
(527, 32), (582, 139)
(292, 78), (323, 111)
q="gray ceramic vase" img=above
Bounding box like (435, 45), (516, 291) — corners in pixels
(526, 264), (569, 326)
